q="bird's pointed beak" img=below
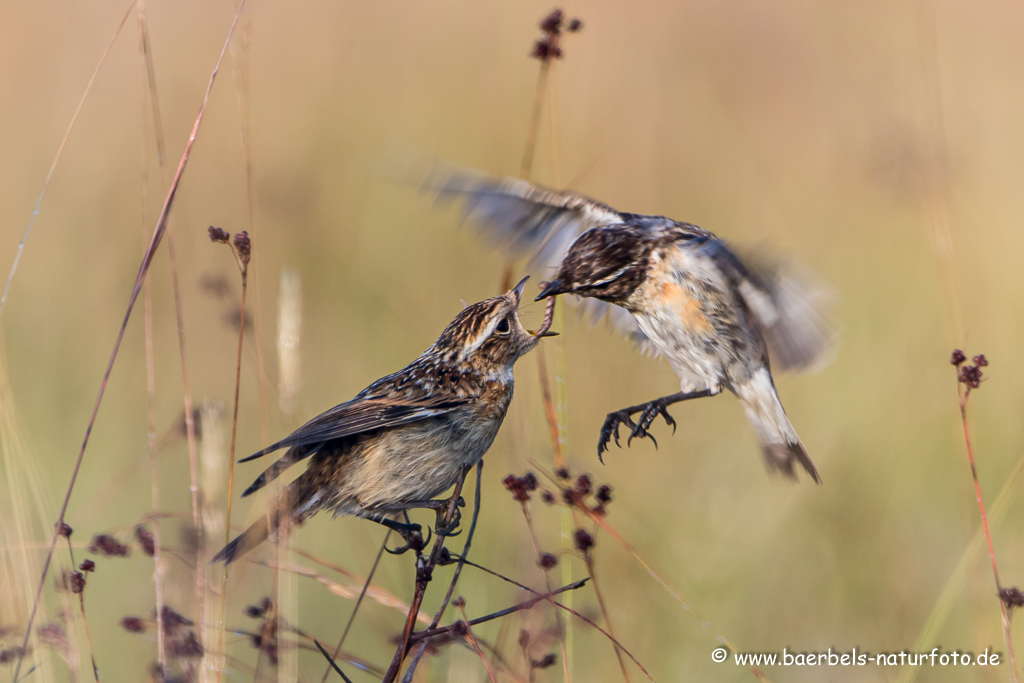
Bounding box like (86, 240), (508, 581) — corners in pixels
(510, 276), (530, 305)
(535, 279), (567, 301)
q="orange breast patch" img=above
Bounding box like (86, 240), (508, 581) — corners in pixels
(661, 281), (712, 334)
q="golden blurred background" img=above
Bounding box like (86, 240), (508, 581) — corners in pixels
(2, 0), (1024, 681)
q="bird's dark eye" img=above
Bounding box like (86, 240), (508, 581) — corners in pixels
(495, 318), (511, 335)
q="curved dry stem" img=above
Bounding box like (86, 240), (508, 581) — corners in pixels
(12, 5), (248, 678)
(402, 460), (485, 681)
(0, 0), (136, 320)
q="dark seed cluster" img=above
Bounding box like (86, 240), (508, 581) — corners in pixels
(952, 349), (988, 390)
(135, 526), (156, 557)
(531, 8), (583, 61)
(1000, 586), (1024, 610)
(503, 472), (539, 502)
(573, 528), (594, 555)
(88, 534), (129, 557)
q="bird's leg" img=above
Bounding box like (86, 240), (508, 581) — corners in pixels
(358, 512), (430, 555)
(598, 389), (715, 461)
(399, 496), (467, 537)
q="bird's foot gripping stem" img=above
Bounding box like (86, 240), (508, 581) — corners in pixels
(381, 518), (430, 555)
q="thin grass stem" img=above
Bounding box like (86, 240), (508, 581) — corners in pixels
(12, 5), (248, 678)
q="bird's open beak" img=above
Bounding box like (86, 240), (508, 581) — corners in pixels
(534, 279), (567, 301)
(511, 276), (530, 305)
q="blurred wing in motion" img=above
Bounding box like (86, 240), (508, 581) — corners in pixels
(428, 165), (656, 349)
(694, 239), (835, 372)
(428, 165), (625, 272)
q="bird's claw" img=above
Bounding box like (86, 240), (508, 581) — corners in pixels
(597, 410), (638, 462)
(435, 502), (463, 537)
(384, 522), (429, 555)
(599, 399), (679, 458)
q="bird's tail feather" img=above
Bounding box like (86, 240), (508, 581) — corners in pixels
(242, 446), (311, 498)
(734, 367), (820, 483)
(211, 515), (273, 564)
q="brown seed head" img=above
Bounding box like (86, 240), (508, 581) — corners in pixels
(88, 534), (129, 557)
(573, 528), (594, 554)
(950, 349), (966, 366)
(135, 526), (156, 557)
(539, 553), (558, 570)
(121, 616), (147, 633)
(518, 629), (530, 649)
(78, 559), (95, 572)
(233, 231), (251, 266)
(208, 226), (230, 243)
(1000, 586), (1024, 610)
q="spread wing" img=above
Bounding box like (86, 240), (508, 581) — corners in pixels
(239, 395), (471, 463)
(429, 166), (625, 273)
(693, 239), (834, 372)
(429, 166), (662, 352)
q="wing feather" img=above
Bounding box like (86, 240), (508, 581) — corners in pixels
(693, 239), (834, 371)
(429, 166), (624, 272)
(239, 396), (470, 463)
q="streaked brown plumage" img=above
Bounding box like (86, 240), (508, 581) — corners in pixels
(213, 278), (555, 563)
(432, 167), (832, 482)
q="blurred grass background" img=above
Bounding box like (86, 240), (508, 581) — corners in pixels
(2, 0), (1024, 681)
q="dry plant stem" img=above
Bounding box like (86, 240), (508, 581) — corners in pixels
(520, 59), (551, 180)
(382, 467), (470, 683)
(520, 502), (571, 683)
(136, 0), (167, 664)
(958, 387), (1018, 682)
(457, 604), (499, 683)
(314, 640), (354, 683)
(0, 0), (135, 320)
(409, 579), (588, 642)
(402, 461), (484, 682)
(218, 252), (248, 676)
(134, 0), (204, 645)
(76, 591), (100, 682)
(441, 564), (653, 680)
(413, 576), (653, 681)
(318, 532), (391, 683)
(11, 4), (248, 678)
(585, 555), (631, 683)
(899, 451), (1024, 683)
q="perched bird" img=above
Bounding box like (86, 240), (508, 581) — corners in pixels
(433, 169), (831, 482)
(213, 278), (556, 563)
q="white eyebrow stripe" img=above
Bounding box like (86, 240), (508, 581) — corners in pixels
(458, 309), (505, 360)
(591, 265), (630, 286)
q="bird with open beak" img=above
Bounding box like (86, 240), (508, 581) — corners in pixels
(214, 278), (557, 563)
(433, 168), (832, 483)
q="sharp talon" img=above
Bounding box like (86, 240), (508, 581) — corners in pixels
(660, 407), (677, 434)
(384, 521), (424, 555)
(421, 526), (432, 547)
(436, 526), (462, 538)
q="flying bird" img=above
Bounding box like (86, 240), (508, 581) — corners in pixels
(213, 278), (557, 563)
(433, 169), (831, 482)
